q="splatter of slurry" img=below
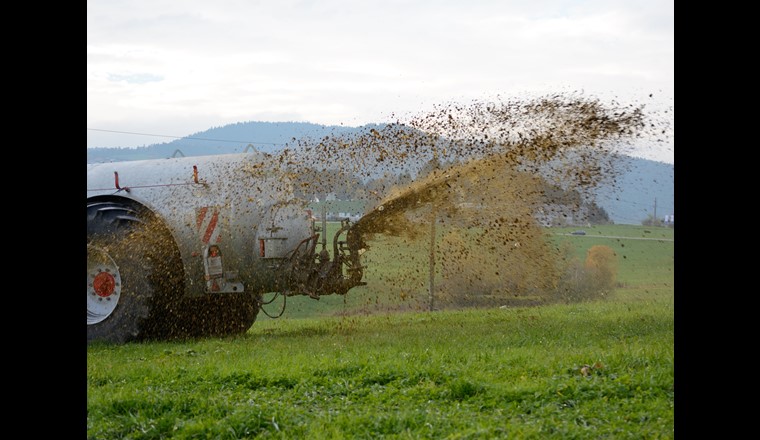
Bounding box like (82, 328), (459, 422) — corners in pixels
(248, 94), (667, 311)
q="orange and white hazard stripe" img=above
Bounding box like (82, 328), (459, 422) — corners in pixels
(196, 206), (222, 244)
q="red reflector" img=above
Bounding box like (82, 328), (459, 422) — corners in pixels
(259, 239), (265, 257)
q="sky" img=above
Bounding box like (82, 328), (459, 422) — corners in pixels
(87, 0), (674, 163)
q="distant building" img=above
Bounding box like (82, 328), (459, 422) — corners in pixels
(308, 200), (366, 223)
(535, 204), (590, 227)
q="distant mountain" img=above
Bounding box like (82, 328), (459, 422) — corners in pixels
(86, 121), (673, 225)
(593, 156), (674, 225)
(86, 121), (370, 162)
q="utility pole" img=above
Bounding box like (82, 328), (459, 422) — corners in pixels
(428, 204), (436, 312)
(428, 145), (438, 312)
(654, 197), (657, 224)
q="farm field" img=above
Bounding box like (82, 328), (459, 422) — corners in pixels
(87, 224), (674, 439)
(273, 223), (674, 319)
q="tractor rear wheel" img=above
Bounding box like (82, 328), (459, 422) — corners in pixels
(87, 200), (184, 344)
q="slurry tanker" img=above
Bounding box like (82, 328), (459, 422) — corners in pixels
(87, 152), (366, 343)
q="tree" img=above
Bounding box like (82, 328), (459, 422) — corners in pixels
(586, 202), (612, 225)
(641, 214), (664, 227)
(417, 157), (442, 179)
(394, 170), (413, 187)
(585, 245), (618, 293)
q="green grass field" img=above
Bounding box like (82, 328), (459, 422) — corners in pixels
(269, 223), (674, 319)
(87, 224), (674, 439)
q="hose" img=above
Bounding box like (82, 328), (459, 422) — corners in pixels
(258, 291), (287, 319)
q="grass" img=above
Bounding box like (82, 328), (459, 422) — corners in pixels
(88, 303), (674, 439)
(549, 225), (674, 289)
(87, 224), (675, 439)
(270, 223), (674, 319)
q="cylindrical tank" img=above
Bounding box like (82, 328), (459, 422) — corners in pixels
(88, 152), (313, 294)
(87, 152), (339, 343)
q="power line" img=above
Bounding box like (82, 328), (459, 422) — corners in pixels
(86, 128), (281, 146)
(87, 129), (672, 218)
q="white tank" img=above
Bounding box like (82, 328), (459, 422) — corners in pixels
(87, 152), (365, 344)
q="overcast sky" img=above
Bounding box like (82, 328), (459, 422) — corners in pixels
(87, 0), (674, 163)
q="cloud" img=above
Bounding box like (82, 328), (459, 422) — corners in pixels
(87, 0), (673, 163)
(107, 73), (164, 84)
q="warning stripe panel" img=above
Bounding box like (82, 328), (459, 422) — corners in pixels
(196, 206), (208, 231)
(202, 211), (219, 243)
(196, 206), (222, 244)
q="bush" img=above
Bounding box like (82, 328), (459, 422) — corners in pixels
(585, 245), (618, 293)
(641, 215), (664, 227)
(552, 244), (617, 302)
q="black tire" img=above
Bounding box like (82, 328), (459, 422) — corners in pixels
(166, 292), (261, 339)
(87, 200), (184, 344)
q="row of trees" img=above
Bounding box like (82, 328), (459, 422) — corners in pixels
(641, 214), (675, 228)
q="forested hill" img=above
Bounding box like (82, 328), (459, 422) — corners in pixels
(86, 121), (673, 225)
(86, 121), (367, 162)
(594, 157), (674, 225)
